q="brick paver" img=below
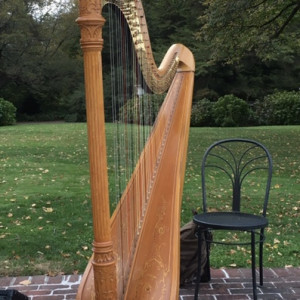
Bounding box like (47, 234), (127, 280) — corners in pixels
(0, 267), (299, 299)
(180, 267), (300, 300)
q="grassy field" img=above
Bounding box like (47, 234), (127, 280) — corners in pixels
(0, 123), (299, 276)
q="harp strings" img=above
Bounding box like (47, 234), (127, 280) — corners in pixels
(106, 1), (158, 289)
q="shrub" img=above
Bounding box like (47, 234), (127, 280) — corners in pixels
(0, 98), (17, 126)
(212, 94), (252, 127)
(194, 88), (219, 102)
(63, 86), (86, 122)
(254, 91), (300, 125)
(118, 94), (164, 125)
(190, 98), (215, 127)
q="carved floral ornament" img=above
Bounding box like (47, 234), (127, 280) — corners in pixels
(92, 241), (115, 264)
(78, 23), (103, 46)
(77, 0), (105, 48)
(79, 0), (102, 16)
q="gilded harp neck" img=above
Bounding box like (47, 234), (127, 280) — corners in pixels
(106, 0), (194, 92)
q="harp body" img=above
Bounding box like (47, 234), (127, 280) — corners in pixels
(76, 0), (194, 299)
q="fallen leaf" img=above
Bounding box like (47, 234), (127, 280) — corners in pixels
(47, 271), (56, 277)
(19, 280), (31, 286)
(43, 207), (53, 213)
(61, 253), (71, 258)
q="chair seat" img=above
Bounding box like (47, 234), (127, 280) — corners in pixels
(193, 212), (268, 230)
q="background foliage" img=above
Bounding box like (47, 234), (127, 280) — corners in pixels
(212, 94), (252, 127)
(190, 91), (300, 127)
(0, 0), (82, 121)
(254, 91), (300, 126)
(0, 0), (299, 124)
(0, 98), (17, 126)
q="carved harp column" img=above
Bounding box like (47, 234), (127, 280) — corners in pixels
(76, 1), (117, 299)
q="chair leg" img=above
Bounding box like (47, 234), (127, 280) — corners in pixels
(205, 236), (211, 281)
(194, 226), (202, 300)
(259, 229), (264, 286)
(251, 230), (257, 300)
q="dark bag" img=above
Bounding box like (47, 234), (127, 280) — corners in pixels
(180, 218), (211, 286)
(0, 290), (28, 300)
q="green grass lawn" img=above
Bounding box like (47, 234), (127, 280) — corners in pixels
(0, 123), (299, 276)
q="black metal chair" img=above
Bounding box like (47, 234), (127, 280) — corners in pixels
(193, 138), (272, 300)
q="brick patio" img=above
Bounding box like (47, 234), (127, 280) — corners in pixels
(1, 267), (299, 299)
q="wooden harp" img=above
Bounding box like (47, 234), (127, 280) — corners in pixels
(76, 0), (194, 299)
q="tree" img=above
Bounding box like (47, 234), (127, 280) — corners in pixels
(197, 0), (300, 63)
(142, 0), (210, 75)
(1, 0), (299, 121)
(0, 0), (83, 119)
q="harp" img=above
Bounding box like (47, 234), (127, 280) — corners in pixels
(76, 0), (194, 299)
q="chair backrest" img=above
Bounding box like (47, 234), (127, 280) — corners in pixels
(202, 138), (272, 216)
